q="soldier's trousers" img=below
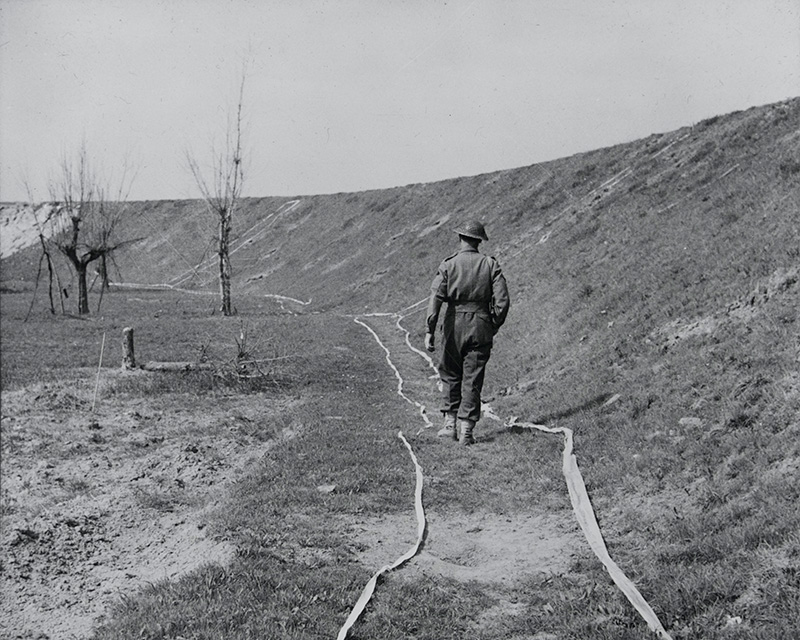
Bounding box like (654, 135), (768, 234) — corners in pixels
(439, 309), (493, 423)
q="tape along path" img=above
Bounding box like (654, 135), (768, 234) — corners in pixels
(504, 418), (673, 640)
(341, 310), (672, 640)
(337, 316), (432, 640)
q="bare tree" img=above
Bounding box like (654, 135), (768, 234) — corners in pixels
(186, 72), (246, 316)
(48, 143), (138, 315)
(22, 175), (66, 320)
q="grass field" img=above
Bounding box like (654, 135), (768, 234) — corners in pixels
(2, 98), (799, 639)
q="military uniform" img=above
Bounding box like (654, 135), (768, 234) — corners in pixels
(426, 242), (510, 426)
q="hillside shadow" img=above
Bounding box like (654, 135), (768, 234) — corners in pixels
(525, 392), (616, 426)
(480, 393), (616, 443)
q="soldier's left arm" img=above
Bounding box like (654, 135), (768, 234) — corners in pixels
(489, 257), (510, 332)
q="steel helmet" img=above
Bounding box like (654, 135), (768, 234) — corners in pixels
(454, 220), (488, 242)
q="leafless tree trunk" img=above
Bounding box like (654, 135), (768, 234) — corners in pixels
(48, 143), (139, 315)
(187, 71), (246, 317)
(98, 253), (110, 289)
(22, 178), (66, 320)
(45, 232), (65, 315)
(218, 210), (233, 315)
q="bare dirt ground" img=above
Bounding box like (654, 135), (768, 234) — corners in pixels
(348, 510), (585, 640)
(1, 371), (292, 639)
(351, 510), (583, 584)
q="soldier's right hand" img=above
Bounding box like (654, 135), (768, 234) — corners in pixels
(424, 333), (435, 352)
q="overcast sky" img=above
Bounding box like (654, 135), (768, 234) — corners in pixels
(1, 0), (798, 202)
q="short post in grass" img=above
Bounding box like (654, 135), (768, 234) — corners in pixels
(122, 327), (136, 369)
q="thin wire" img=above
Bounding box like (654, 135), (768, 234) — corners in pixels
(91, 332), (106, 413)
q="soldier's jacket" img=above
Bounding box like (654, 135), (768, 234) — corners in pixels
(426, 246), (510, 337)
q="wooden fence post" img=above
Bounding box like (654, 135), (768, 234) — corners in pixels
(122, 327), (136, 369)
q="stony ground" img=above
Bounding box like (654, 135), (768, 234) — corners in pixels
(1, 371), (289, 639)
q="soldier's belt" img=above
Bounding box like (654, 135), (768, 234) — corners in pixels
(448, 300), (490, 313)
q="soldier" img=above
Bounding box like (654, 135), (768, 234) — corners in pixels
(425, 221), (510, 445)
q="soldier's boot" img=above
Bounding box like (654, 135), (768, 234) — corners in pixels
(437, 412), (458, 440)
(458, 419), (476, 446)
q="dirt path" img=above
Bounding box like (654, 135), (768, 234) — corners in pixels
(347, 314), (588, 594)
(350, 510), (583, 585)
(350, 311), (675, 639)
(1, 372), (295, 639)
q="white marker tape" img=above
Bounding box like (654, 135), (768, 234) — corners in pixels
(354, 317), (433, 429)
(395, 315), (436, 372)
(353, 310), (671, 639)
(508, 418), (673, 640)
(393, 313), (442, 396)
(392, 314), (672, 638)
(336, 431), (426, 639)
(110, 282), (217, 295)
(337, 319), (431, 638)
(263, 293), (312, 306)
(399, 297), (427, 313)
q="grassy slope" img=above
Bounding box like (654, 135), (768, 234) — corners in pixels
(2, 97), (799, 638)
